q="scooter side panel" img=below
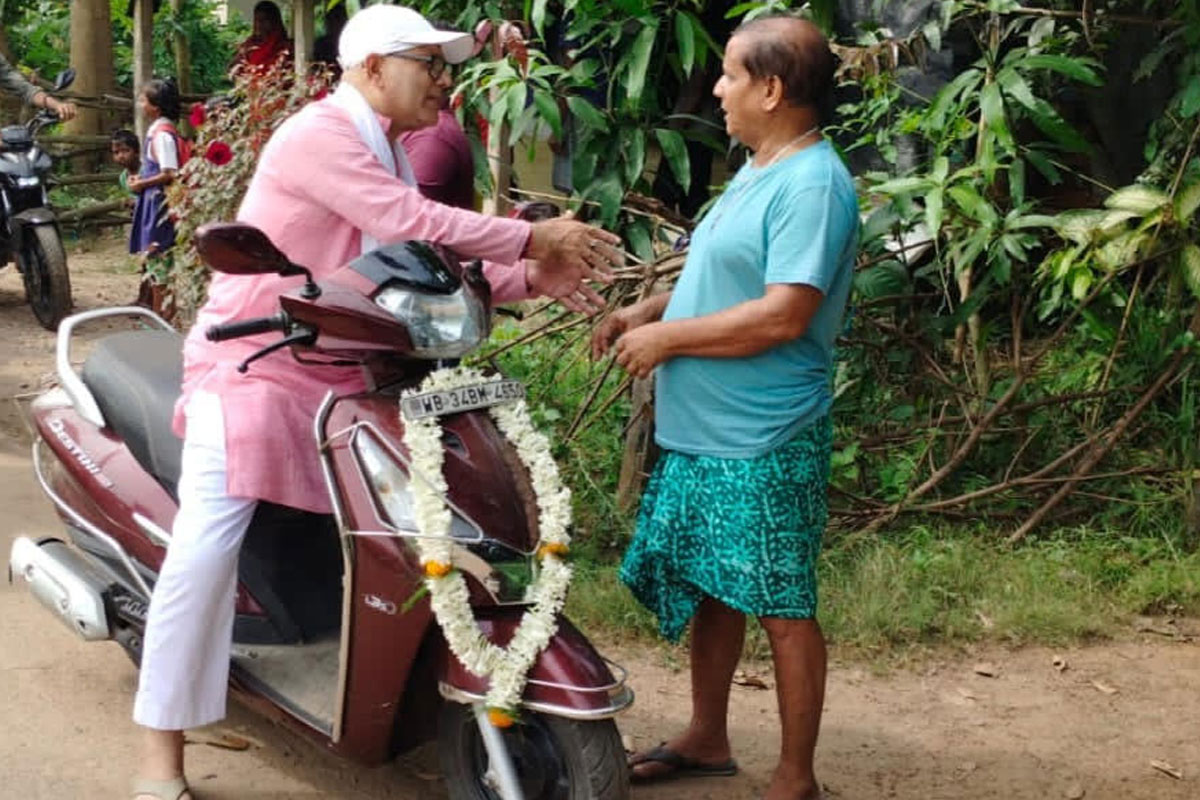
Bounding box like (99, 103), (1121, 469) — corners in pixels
(35, 405), (175, 572)
(324, 398), (435, 764)
(33, 404), (267, 617)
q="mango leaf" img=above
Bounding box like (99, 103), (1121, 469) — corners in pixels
(947, 184), (998, 225)
(1180, 79), (1200, 119)
(1183, 245), (1200, 301)
(531, 89), (562, 140)
(1017, 54), (1103, 86)
(675, 11), (696, 76)
(1175, 181), (1200, 224)
(622, 128), (646, 187)
(655, 128), (691, 193)
(1104, 184), (1169, 215)
(854, 260), (910, 299)
(589, 171), (624, 227)
(924, 68), (982, 132)
(508, 104), (539, 147)
(622, 23), (659, 106)
(725, 1), (762, 18)
(625, 218), (654, 263)
(1024, 148), (1061, 185)
(925, 186), (944, 237)
(996, 67), (1090, 153)
(566, 95), (608, 133)
(572, 148), (598, 188)
(531, 0), (550, 39)
(1071, 268), (1094, 300)
(871, 176), (936, 195)
(1096, 230), (1146, 271)
(980, 82), (1013, 150)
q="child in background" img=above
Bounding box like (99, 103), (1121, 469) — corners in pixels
(128, 78), (182, 319)
(110, 129), (140, 198)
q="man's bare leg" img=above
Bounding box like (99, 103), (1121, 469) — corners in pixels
(760, 617), (826, 800)
(134, 728), (193, 800)
(630, 597), (746, 780)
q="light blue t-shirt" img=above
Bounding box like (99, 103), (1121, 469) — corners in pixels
(655, 139), (858, 458)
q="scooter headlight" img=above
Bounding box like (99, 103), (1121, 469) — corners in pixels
(374, 283), (489, 359)
(353, 430), (483, 541)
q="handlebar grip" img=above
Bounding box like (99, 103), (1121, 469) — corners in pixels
(205, 313), (288, 342)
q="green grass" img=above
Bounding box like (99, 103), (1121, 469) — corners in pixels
(566, 523), (1200, 658)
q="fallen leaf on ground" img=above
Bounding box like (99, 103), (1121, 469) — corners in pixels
(956, 686), (978, 701)
(1091, 680), (1119, 696)
(973, 662), (1000, 678)
(1052, 655), (1069, 672)
(1150, 759), (1183, 780)
(975, 610), (994, 629)
(1063, 781), (1085, 799)
(733, 670), (771, 690)
(184, 731), (253, 751)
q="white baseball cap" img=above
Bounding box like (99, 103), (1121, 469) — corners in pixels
(338, 5), (474, 71)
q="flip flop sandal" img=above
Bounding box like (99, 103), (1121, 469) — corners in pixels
(131, 776), (191, 800)
(628, 744), (738, 783)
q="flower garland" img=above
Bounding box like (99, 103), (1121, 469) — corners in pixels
(400, 366), (573, 726)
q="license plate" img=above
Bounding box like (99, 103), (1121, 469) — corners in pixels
(401, 380), (525, 420)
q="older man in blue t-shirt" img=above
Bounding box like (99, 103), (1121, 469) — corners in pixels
(592, 16), (857, 800)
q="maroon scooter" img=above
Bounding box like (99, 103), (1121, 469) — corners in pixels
(9, 222), (633, 800)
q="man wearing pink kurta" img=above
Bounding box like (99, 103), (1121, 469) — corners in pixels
(130, 7), (622, 798)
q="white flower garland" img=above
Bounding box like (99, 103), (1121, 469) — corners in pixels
(400, 366), (573, 722)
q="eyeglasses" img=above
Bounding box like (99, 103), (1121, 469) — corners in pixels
(387, 52), (449, 80)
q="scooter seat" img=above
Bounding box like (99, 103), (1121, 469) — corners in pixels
(81, 329), (184, 497)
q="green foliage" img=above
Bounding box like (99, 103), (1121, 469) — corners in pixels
(5, 0), (244, 94)
(563, 522), (1200, 653)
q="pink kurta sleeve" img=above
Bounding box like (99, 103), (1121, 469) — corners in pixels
(284, 106), (532, 266)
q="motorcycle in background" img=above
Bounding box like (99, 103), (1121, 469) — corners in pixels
(9, 221), (633, 800)
(0, 68), (76, 330)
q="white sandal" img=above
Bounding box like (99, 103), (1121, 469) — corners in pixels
(131, 776), (191, 800)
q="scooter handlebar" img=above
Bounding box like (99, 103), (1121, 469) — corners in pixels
(205, 313), (289, 342)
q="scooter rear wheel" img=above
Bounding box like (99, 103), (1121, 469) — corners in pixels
(438, 703), (629, 800)
(20, 225), (72, 330)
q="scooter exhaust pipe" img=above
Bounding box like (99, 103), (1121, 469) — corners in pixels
(8, 537), (113, 642)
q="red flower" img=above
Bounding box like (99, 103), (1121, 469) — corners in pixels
(313, 87), (329, 101)
(204, 141), (233, 166)
(188, 102), (206, 128)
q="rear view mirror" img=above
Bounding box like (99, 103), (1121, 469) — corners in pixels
(196, 222), (294, 275)
(53, 69), (76, 92)
(195, 222), (321, 298)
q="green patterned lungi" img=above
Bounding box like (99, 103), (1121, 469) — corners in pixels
(620, 417), (832, 642)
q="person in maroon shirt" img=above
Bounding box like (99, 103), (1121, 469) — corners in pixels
(400, 104), (476, 209)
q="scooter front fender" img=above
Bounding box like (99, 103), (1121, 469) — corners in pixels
(436, 611), (634, 720)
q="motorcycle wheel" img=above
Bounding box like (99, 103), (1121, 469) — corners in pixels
(438, 703), (629, 800)
(20, 225), (71, 330)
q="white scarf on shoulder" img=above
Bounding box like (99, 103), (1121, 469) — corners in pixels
(329, 81), (416, 255)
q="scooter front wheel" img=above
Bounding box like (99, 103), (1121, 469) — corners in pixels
(438, 703), (629, 800)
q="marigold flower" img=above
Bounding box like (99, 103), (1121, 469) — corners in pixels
(487, 707), (516, 728)
(423, 560), (452, 578)
(537, 543), (568, 559)
(204, 141), (233, 166)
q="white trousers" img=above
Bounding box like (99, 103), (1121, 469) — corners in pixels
(133, 391), (258, 730)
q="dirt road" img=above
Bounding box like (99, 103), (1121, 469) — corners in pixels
(2, 240), (1198, 799)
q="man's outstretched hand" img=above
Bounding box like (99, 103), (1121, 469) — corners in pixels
(524, 215), (622, 315)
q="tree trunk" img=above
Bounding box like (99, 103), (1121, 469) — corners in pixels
(68, 0), (116, 165)
(170, 0), (193, 94)
(133, 0), (155, 137)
